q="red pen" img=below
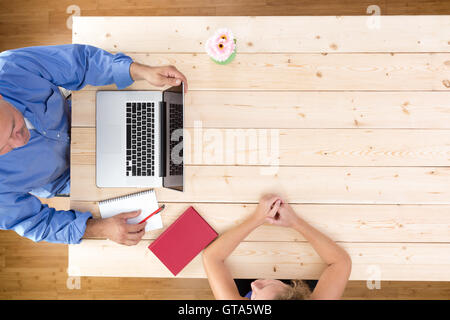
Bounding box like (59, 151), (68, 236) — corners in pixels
(138, 204), (165, 224)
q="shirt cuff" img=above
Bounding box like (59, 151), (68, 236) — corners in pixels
(71, 210), (93, 244)
(112, 53), (134, 90)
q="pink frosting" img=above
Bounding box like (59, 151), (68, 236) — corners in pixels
(205, 28), (236, 62)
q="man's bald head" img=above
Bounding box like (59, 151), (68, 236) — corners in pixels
(0, 95), (30, 156)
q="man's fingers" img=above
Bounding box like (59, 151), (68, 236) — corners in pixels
(122, 230), (145, 246)
(118, 210), (141, 219)
(123, 239), (140, 246)
(161, 66), (188, 91)
(125, 222), (147, 233)
(167, 77), (182, 86)
(167, 66), (188, 84)
(126, 229), (146, 241)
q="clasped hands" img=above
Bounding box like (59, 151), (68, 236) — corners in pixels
(251, 194), (301, 228)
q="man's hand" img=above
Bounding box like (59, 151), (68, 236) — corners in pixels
(129, 62), (188, 92)
(84, 210), (147, 246)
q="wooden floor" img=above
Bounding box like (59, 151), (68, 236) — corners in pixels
(2, 0), (450, 52)
(1, 0), (450, 299)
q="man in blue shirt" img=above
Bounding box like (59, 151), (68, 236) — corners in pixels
(0, 44), (188, 245)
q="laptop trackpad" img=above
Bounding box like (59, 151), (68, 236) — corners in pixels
(99, 125), (122, 153)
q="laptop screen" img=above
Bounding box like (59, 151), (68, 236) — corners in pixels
(162, 83), (184, 191)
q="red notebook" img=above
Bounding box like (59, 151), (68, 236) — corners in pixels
(148, 206), (218, 276)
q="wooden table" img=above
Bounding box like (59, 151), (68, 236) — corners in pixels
(69, 16), (450, 281)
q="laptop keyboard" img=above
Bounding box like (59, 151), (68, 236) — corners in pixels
(126, 102), (155, 177)
(169, 103), (183, 176)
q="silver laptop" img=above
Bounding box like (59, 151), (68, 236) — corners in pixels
(96, 84), (184, 191)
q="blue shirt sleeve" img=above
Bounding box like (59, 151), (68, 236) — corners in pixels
(0, 192), (92, 244)
(0, 44), (134, 90)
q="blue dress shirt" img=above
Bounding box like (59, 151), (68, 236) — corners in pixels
(0, 44), (134, 244)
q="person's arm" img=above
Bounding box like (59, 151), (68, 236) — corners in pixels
(0, 44), (134, 90)
(202, 195), (281, 300)
(266, 203), (352, 300)
(84, 210), (147, 246)
(0, 192), (147, 245)
(0, 192), (92, 244)
(129, 62), (188, 92)
(0, 44), (188, 92)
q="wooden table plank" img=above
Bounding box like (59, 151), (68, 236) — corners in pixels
(78, 53), (450, 91)
(70, 165), (450, 204)
(72, 201), (450, 243)
(72, 91), (450, 128)
(69, 240), (450, 281)
(72, 16), (450, 53)
(72, 127), (450, 166)
(70, 16), (450, 281)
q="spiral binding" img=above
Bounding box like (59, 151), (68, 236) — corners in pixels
(99, 189), (155, 206)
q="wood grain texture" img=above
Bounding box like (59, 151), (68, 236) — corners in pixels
(72, 200), (450, 243)
(67, 15), (450, 282)
(70, 164), (450, 204)
(71, 127), (450, 166)
(72, 16), (450, 53)
(0, 229), (214, 300)
(69, 239), (450, 281)
(79, 52), (450, 91)
(2, 229), (448, 300)
(72, 91), (450, 128)
(2, 1), (450, 53)
(84, 0), (387, 16)
(2, 0), (450, 299)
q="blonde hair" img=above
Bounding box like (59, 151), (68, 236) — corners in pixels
(274, 280), (312, 300)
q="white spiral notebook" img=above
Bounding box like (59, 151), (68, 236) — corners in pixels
(98, 190), (163, 232)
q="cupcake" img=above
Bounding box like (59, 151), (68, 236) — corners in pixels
(205, 28), (236, 65)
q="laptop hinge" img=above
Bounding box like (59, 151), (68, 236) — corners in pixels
(159, 101), (167, 177)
